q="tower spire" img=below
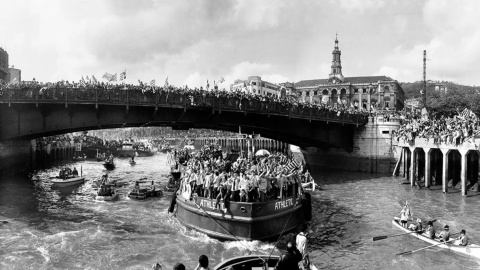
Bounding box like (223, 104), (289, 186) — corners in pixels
(329, 34), (344, 82)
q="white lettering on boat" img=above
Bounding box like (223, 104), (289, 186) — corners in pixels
(275, 198), (294, 210)
(199, 199), (224, 210)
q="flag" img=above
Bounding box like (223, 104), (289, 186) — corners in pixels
(111, 73), (117, 82)
(164, 77), (169, 88)
(102, 72), (115, 81)
(206, 80), (210, 90)
(86, 75), (90, 83)
(150, 79), (155, 87)
(285, 159), (300, 173)
(80, 80), (87, 88)
(218, 77), (225, 83)
(92, 75), (98, 84)
(120, 70), (126, 81)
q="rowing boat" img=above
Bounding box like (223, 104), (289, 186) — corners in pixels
(392, 217), (480, 258)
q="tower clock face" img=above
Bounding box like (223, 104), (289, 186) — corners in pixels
(333, 79), (336, 83)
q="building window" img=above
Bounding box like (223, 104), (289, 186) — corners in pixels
(354, 89), (358, 93)
(252, 82), (257, 86)
(363, 88), (367, 94)
(314, 91), (317, 96)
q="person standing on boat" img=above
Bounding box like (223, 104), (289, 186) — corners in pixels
(196, 169), (205, 197)
(203, 170), (213, 199)
(296, 224), (311, 270)
(454, 230), (468, 246)
(399, 202), (411, 228)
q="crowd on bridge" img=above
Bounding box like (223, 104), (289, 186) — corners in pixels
(172, 142), (313, 210)
(394, 108), (480, 146)
(0, 79), (369, 122)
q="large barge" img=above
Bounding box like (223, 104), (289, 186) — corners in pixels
(173, 189), (312, 241)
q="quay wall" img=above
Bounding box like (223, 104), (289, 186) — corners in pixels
(0, 139), (75, 174)
(302, 117), (401, 173)
(0, 139), (33, 173)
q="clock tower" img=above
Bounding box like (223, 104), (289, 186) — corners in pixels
(328, 34), (344, 83)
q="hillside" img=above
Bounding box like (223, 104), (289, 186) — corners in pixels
(400, 81), (480, 116)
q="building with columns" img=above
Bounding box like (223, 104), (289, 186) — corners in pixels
(294, 37), (405, 111)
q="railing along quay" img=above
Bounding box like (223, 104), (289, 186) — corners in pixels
(0, 87), (368, 125)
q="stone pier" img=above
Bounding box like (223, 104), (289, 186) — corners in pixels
(395, 138), (480, 196)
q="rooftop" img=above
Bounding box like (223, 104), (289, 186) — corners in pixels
(295, 76), (395, 88)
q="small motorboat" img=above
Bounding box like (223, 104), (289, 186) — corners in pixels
(52, 167), (84, 186)
(104, 159), (115, 170)
(128, 188), (162, 200)
(52, 176), (85, 186)
(96, 185), (119, 201)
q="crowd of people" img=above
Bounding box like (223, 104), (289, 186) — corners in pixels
(172, 143), (312, 213)
(394, 108), (480, 146)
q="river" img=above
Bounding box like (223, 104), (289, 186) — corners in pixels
(1, 154), (480, 269)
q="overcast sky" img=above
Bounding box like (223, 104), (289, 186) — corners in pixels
(0, 0), (478, 87)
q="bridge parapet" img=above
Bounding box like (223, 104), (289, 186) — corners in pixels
(0, 87), (368, 125)
(394, 137), (479, 152)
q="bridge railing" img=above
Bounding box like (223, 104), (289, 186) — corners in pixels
(0, 87), (368, 125)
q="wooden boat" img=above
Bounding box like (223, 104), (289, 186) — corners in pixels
(392, 217), (480, 258)
(51, 176), (85, 186)
(128, 188), (162, 200)
(172, 190), (312, 241)
(103, 160), (115, 170)
(212, 255), (280, 270)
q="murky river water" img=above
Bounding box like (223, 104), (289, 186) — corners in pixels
(1, 154), (480, 269)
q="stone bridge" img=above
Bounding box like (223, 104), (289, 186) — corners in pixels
(0, 87), (368, 148)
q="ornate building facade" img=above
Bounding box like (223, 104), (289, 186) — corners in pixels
(294, 37), (405, 111)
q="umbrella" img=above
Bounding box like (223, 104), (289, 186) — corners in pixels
(255, 149), (270, 156)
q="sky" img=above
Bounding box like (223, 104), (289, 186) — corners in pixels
(0, 0), (479, 87)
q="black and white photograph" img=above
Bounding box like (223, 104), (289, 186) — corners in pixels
(1, 0), (480, 269)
